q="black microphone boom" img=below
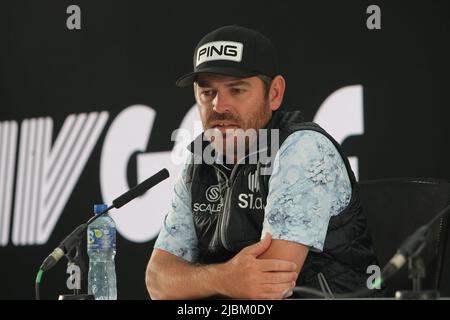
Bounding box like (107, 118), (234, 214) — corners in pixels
(112, 168), (169, 209)
(39, 168), (170, 272)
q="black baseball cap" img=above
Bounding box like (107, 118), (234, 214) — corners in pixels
(175, 25), (279, 87)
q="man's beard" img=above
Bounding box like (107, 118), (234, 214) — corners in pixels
(204, 100), (271, 163)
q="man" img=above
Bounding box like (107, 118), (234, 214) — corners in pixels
(146, 25), (379, 299)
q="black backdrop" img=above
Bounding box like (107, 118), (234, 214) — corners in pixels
(1, 0), (449, 300)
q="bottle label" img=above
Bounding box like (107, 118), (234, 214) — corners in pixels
(87, 226), (116, 250)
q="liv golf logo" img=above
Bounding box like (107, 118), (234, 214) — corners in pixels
(0, 113), (108, 246)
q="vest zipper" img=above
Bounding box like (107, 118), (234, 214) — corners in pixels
(218, 165), (238, 251)
(213, 147), (269, 251)
(212, 166), (232, 251)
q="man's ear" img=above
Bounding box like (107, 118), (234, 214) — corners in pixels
(268, 75), (286, 111)
(193, 82), (198, 102)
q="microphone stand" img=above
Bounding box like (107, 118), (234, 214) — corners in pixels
(394, 229), (442, 299)
(292, 203), (450, 299)
(358, 202), (449, 299)
(393, 256), (439, 299)
(58, 240), (93, 300)
(35, 168), (170, 300)
(57, 208), (113, 300)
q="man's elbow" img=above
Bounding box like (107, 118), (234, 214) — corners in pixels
(145, 263), (167, 300)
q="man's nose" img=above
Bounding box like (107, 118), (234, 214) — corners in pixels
(212, 91), (231, 114)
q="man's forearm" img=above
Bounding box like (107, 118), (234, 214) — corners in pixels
(147, 236), (299, 300)
(146, 253), (226, 300)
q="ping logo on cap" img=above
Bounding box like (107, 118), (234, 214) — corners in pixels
(196, 41), (243, 67)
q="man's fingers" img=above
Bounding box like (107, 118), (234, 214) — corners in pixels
(244, 233), (272, 257)
(262, 271), (298, 284)
(255, 283), (295, 299)
(261, 282), (296, 294)
(258, 293), (284, 300)
(259, 259), (297, 272)
(282, 288), (294, 299)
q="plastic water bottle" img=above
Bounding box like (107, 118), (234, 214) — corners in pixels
(87, 204), (117, 300)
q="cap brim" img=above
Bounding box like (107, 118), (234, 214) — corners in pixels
(175, 66), (259, 87)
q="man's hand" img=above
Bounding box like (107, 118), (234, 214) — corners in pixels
(217, 233), (298, 299)
(146, 233), (303, 300)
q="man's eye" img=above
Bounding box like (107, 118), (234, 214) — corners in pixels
(201, 90), (214, 97)
(231, 88), (245, 94)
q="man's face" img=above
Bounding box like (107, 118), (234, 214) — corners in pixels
(194, 74), (272, 160)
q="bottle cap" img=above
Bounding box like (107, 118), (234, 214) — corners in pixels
(94, 204), (108, 215)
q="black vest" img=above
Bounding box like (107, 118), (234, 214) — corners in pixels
(186, 110), (381, 296)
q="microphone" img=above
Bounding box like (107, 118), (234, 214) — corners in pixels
(379, 225), (429, 280)
(39, 168), (170, 272)
(113, 168), (169, 208)
(378, 203), (450, 284)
